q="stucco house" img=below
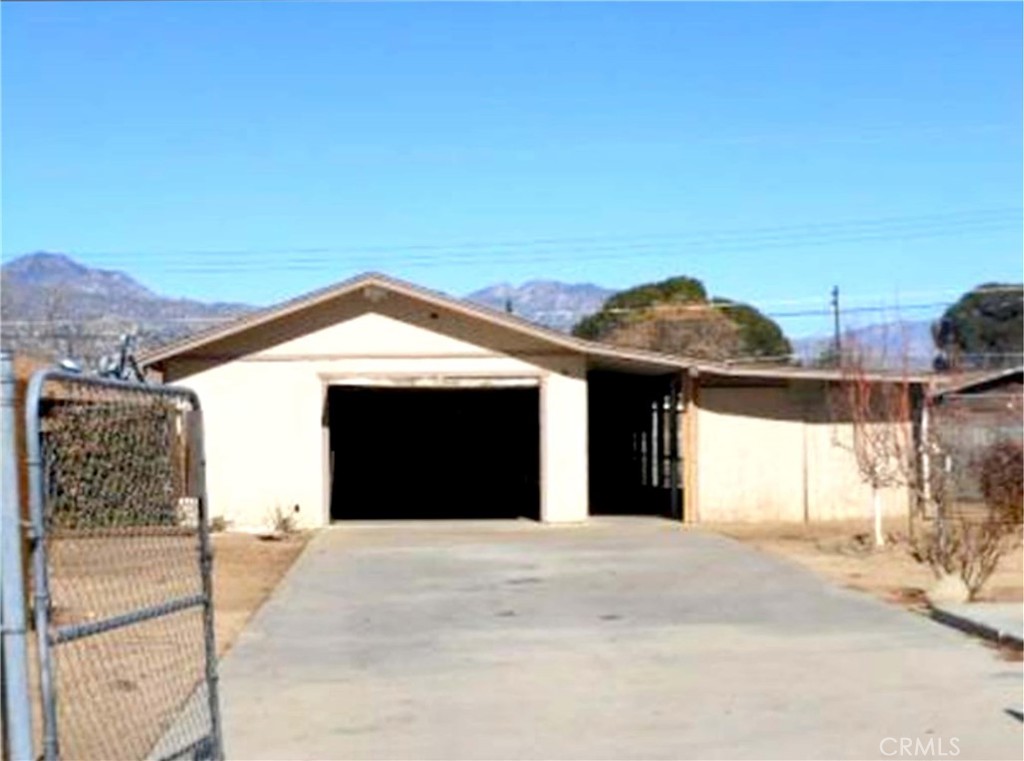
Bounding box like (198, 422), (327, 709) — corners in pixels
(927, 365), (1023, 503)
(141, 273), (925, 530)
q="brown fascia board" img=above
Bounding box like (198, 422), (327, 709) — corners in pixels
(930, 365), (1024, 398)
(693, 363), (934, 386)
(139, 272), (932, 386)
(139, 271), (694, 373)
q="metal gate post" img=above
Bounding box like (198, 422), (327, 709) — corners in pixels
(1, 351), (34, 761)
(668, 374), (682, 521)
(25, 370), (60, 761)
(191, 407), (224, 760)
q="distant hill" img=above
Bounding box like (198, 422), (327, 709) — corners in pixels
(792, 320), (938, 370)
(466, 280), (613, 332)
(0, 251), (946, 371)
(1, 252), (252, 323)
(0, 252), (254, 364)
(0, 253), (613, 364)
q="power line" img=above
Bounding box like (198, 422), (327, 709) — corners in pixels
(4, 281), (1020, 329)
(39, 206), (1020, 269)
(0, 298), (974, 330)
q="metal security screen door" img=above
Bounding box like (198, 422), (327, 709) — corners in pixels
(25, 370), (222, 761)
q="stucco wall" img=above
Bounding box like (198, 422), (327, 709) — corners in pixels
(162, 301), (588, 530)
(540, 368), (589, 523)
(696, 382), (910, 523)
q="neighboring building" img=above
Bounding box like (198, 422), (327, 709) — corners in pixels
(141, 273), (923, 530)
(931, 365), (1023, 410)
(928, 366), (1023, 503)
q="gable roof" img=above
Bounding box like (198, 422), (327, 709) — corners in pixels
(930, 365), (1024, 399)
(139, 272), (691, 374)
(139, 271), (932, 385)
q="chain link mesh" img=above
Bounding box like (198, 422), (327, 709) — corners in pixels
(32, 375), (218, 760)
(932, 392), (1022, 510)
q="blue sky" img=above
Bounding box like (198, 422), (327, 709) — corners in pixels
(2, 1), (1021, 337)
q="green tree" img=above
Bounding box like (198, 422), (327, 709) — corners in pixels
(710, 298), (792, 360)
(933, 283), (1023, 370)
(572, 276), (706, 340)
(572, 275), (791, 362)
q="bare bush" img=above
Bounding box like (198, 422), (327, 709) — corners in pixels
(977, 439), (1023, 524)
(911, 510), (1021, 601)
(830, 339), (918, 547)
(261, 505), (299, 539)
(911, 426), (1022, 601)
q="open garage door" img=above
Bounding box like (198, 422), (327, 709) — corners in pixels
(328, 385), (540, 520)
(588, 372), (682, 519)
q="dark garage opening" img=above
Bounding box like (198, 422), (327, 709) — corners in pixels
(328, 385), (540, 520)
(588, 371), (681, 519)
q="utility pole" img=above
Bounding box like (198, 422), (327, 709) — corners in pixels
(831, 285), (841, 365)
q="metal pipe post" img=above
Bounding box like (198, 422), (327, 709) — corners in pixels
(192, 405), (224, 760)
(25, 370), (59, 761)
(1, 351), (34, 761)
(668, 375), (681, 521)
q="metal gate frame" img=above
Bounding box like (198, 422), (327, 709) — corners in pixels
(24, 368), (223, 761)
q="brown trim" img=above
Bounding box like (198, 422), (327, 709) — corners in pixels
(174, 350), (583, 363)
(140, 272), (686, 372)
(801, 419), (810, 524)
(139, 271), (936, 387)
(696, 364), (933, 384)
(930, 366), (1023, 398)
(144, 273), (700, 380)
(682, 371), (700, 523)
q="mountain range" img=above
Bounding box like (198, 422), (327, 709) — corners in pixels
(0, 252), (251, 364)
(1, 251), (938, 369)
(1, 252), (251, 326)
(791, 322), (936, 370)
(0, 252), (615, 363)
(465, 280), (613, 332)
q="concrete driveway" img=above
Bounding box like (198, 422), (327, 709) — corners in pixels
(218, 519), (1022, 760)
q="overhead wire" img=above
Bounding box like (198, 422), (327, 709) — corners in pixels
(44, 206), (1020, 272)
(0, 296), (1014, 331)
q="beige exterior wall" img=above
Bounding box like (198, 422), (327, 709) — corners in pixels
(695, 382), (910, 523)
(163, 301), (588, 530)
(540, 367), (589, 523)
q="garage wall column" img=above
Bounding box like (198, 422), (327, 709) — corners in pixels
(540, 365), (589, 523)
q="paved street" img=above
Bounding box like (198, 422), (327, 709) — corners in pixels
(218, 519), (1022, 760)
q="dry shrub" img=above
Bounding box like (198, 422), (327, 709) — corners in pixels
(912, 512), (1021, 601)
(604, 305), (743, 360)
(977, 439), (1023, 525)
(828, 341), (917, 547)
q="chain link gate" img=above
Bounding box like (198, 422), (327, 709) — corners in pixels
(25, 369), (222, 761)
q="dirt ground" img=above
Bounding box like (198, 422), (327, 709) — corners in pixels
(23, 530), (309, 760)
(211, 531), (310, 657)
(697, 518), (1023, 607)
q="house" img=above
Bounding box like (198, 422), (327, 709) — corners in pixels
(141, 273), (925, 530)
(927, 365), (1023, 503)
(931, 365), (1023, 409)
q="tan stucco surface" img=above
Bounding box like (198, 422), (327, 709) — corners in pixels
(154, 276), (922, 530)
(163, 296), (588, 530)
(695, 383), (910, 523)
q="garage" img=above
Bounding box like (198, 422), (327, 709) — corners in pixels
(327, 384), (540, 520)
(141, 272), (921, 531)
(142, 273), (688, 530)
(588, 371), (681, 518)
